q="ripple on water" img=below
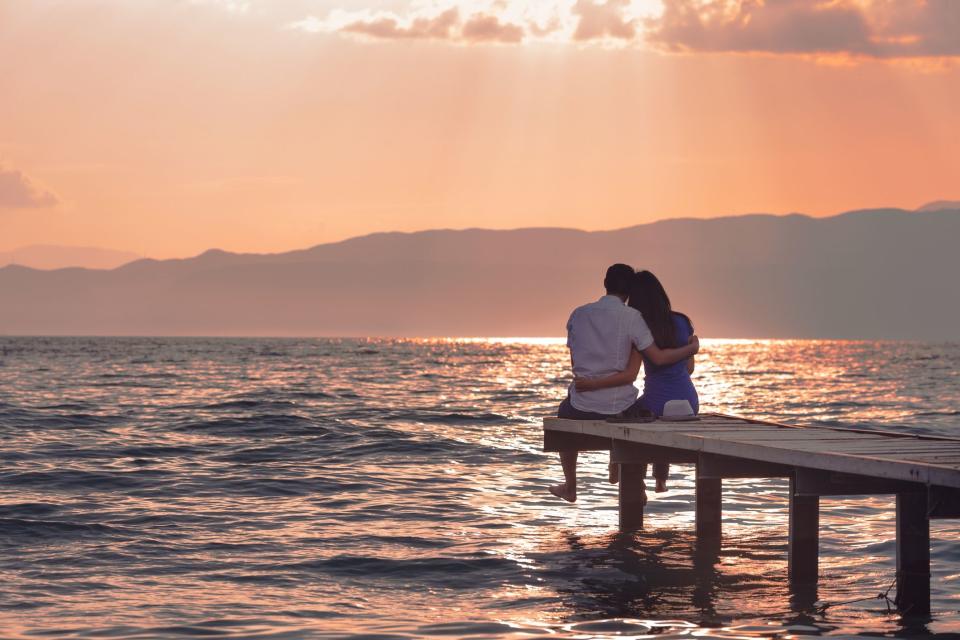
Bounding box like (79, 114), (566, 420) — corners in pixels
(0, 337), (958, 639)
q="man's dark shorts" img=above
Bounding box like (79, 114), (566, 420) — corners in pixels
(557, 396), (652, 420)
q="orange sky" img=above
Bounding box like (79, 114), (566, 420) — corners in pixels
(1, 0), (959, 258)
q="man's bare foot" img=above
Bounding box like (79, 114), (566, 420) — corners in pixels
(608, 463), (619, 485)
(655, 478), (667, 493)
(549, 483), (577, 503)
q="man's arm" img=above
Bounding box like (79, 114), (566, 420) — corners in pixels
(629, 311), (699, 367)
(575, 349), (642, 391)
(643, 335), (699, 366)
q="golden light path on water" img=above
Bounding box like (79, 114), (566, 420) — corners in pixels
(401, 338), (960, 637)
(0, 337), (958, 639)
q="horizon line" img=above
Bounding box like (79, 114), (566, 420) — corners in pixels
(0, 335), (953, 344)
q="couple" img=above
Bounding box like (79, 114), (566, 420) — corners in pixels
(550, 264), (700, 503)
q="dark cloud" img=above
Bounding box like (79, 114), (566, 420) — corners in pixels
(875, 0), (960, 57)
(0, 166), (58, 210)
(645, 0), (960, 59)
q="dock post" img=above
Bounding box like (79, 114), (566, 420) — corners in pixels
(895, 492), (930, 615)
(695, 471), (722, 551)
(618, 463), (646, 531)
(788, 476), (819, 584)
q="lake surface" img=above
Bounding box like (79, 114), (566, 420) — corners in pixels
(1, 337), (959, 639)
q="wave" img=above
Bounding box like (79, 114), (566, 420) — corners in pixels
(289, 391), (337, 400)
(284, 554), (524, 587)
(0, 517), (120, 539)
(197, 399), (299, 411)
(1, 469), (169, 491)
(171, 414), (324, 437)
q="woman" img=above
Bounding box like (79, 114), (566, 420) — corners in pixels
(575, 270), (698, 492)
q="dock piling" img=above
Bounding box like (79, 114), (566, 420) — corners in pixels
(896, 492), (931, 615)
(618, 463), (646, 531)
(695, 472), (722, 549)
(788, 476), (819, 584)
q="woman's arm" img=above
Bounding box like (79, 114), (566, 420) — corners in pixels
(643, 335), (699, 366)
(575, 349), (643, 392)
(684, 318), (696, 374)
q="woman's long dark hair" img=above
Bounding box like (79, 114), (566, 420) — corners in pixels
(628, 270), (688, 349)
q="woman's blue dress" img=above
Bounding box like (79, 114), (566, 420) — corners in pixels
(638, 312), (699, 416)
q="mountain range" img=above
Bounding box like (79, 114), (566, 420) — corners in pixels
(2, 206), (958, 339)
(0, 245), (140, 271)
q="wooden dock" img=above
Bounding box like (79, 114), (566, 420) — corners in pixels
(543, 413), (960, 616)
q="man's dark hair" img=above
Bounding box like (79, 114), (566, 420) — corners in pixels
(604, 263), (635, 296)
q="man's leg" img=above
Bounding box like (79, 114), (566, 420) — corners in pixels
(549, 450), (578, 502)
(551, 397), (612, 502)
(550, 397), (579, 502)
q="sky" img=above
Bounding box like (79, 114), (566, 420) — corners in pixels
(1, 0), (959, 259)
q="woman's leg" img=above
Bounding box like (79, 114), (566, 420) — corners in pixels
(653, 462), (669, 492)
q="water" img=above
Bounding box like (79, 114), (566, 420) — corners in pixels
(0, 337), (959, 639)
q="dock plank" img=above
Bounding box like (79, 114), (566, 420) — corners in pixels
(774, 444), (960, 454)
(542, 417), (960, 488)
(693, 432), (888, 442)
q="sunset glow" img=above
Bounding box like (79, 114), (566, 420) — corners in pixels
(3, 5), (960, 635)
(1, 1), (958, 258)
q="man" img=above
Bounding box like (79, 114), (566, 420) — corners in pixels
(550, 264), (699, 503)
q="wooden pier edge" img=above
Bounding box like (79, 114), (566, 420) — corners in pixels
(542, 413), (960, 616)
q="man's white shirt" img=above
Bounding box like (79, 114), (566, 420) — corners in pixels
(566, 295), (654, 415)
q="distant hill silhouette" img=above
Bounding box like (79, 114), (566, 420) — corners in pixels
(917, 201), (960, 212)
(0, 245), (140, 270)
(1, 208), (958, 339)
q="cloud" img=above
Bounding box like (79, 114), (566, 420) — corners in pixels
(645, 0), (960, 60)
(339, 7), (461, 41)
(288, 0), (960, 60)
(874, 0), (960, 58)
(298, 6), (527, 44)
(0, 166), (58, 210)
(290, 1), (655, 46)
(573, 0), (637, 42)
(289, 1), (646, 46)
(461, 14), (526, 43)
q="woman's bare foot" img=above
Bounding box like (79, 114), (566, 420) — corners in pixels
(655, 478), (667, 493)
(608, 463), (620, 485)
(549, 483), (577, 503)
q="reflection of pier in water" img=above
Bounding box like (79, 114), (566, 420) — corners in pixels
(544, 413), (960, 616)
(552, 528), (829, 633)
